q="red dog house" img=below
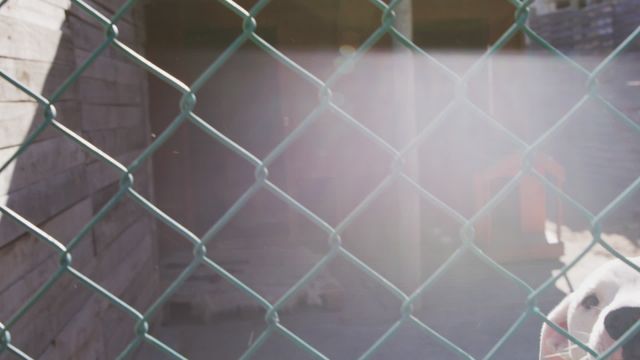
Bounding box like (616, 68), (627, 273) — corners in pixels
(474, 152), (565, 262)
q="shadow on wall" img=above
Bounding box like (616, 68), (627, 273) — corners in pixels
(0, 1), (157, 359)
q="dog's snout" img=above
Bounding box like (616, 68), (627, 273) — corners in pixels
(604, 307), (640, 340)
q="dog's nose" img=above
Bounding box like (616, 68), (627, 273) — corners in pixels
(604, 306), (640, 340)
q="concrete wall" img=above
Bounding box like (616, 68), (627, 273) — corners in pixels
(529, 0), (640, 234)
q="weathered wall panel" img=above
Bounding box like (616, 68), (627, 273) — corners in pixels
(0, 0), (157, 358)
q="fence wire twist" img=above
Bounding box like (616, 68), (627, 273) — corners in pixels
(1, 0), (640, 359)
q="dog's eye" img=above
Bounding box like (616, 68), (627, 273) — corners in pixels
(581, 293), (600, 310)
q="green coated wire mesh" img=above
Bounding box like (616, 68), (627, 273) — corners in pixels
(1, 0), (640, 359)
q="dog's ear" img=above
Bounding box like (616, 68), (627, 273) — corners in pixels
(540, 293), (573, 360)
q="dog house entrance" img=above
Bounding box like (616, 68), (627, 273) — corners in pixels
(474, 153), (565, 262)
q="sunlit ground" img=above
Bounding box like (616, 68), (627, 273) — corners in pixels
(551, 221), (640, 293)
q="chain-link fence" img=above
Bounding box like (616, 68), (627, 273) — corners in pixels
(1, 0), (640, 359)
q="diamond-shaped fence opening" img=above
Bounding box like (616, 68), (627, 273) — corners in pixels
(465, 51), (588, 142)
(1, 0), (640, 359)
(539, 99), (640, 213)
(270, 111), (394, 226)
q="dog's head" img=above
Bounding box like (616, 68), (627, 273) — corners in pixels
(539, 257), (640, 360)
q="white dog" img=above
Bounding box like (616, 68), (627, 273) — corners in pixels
(539, 256), (640, 360)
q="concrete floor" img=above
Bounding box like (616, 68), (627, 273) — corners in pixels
(136, 257), (565, 360)
(135, 227), (639, 360)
